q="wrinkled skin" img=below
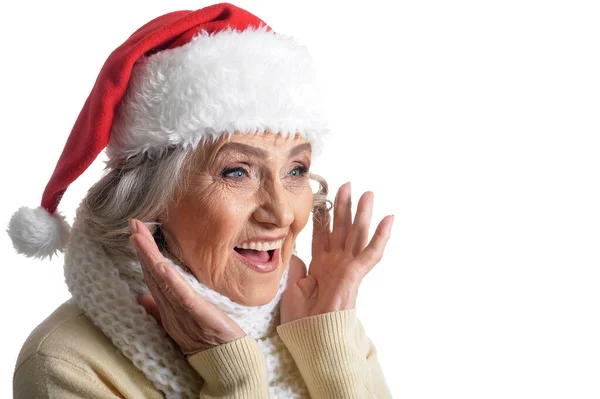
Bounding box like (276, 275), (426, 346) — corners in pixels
(130, 133), (393, 355)
(131, 221), (245, 355)
(160, 133), (314, 306)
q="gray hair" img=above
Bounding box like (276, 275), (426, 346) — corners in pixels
(76, 144), (332, 260)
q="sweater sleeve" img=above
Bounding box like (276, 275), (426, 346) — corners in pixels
(187, 335), (269, 399)
(276, 309), (392, 399)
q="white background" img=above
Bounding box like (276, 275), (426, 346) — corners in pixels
(1, 0), (599, 397)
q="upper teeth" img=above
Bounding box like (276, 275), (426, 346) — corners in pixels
(237, 238), (284, 251)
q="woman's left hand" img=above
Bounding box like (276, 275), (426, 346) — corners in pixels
(280, 182), (394, 325)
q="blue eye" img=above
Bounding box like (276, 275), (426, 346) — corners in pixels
(289, 165), (308, 177)
(222, 167), (248, 179)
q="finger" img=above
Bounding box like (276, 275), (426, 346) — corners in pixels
(157, 260), (237, 327)
(130, 225), (167, 290)
(356, 215), (394, 274)
(130, 234), (173, 314)
(132, 233), (225, 325)
(312, 205), (331, 255)
(138, 294), (162, 325)
(331, 182), (352, 249)
(132, 218), (155, 242)
(131, 233), (184, 305)
(287, 255), (307, 286)
(346, 191), (374, 257)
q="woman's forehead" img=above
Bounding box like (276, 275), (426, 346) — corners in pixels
(213, 133), (312, 157)
(194, 132), (311, 168)
(226, 132), (310, 147)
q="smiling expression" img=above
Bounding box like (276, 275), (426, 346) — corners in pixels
(160, 133), (314, 306)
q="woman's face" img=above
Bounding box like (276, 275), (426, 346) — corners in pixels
(161, 133), (313, 306)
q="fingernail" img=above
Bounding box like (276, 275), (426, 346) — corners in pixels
(128, 219), (138, 234)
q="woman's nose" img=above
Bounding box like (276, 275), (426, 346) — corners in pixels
(252, 184), (294, 228)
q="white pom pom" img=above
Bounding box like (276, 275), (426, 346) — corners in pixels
(7, 206), (71, 260)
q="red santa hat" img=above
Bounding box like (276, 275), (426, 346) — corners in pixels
(7, 3), (328, 259)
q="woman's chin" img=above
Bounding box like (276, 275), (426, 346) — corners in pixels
(203, 249), (290, 306)
(232, 281), (280, 306)
(229, 256), (285, 306)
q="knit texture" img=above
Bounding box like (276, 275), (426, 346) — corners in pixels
(188, 336), (269, 397)
(277, 310), (377, 399)
(64, 220), (309, 398)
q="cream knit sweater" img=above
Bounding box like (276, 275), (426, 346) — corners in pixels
(13, 223), (392, 398)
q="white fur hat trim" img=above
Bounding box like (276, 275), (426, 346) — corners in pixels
(108, 27), (329, 160)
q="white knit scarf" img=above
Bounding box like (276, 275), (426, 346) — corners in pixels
(64, 222), (309, 398)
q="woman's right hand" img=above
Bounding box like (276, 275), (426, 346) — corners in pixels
(128, 219), (246, 356)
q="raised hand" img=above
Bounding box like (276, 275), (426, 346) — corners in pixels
(129, 219), (246, 355)
(280, 182), (394, 325)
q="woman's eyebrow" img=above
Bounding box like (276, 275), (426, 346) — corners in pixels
(216, 142), (267, 158)
(288, 143), (311, 158)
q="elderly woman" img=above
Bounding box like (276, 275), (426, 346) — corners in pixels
(9, 4), (394, 398)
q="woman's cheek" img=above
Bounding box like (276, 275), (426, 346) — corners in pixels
(293, 185), (314, 231)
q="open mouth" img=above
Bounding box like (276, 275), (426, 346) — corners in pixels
(232, 237), (284, 273)
(233, 248), (275, 262)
